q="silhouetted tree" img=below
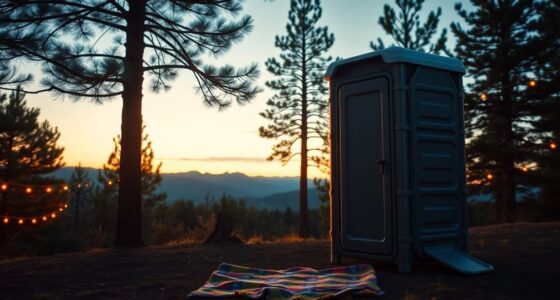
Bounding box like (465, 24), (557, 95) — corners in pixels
(0, 88), (64, 181)
(0, 88), (65, 244)
(527, 0), (560, 220)
(452, 0), (543, 222)
(69, 163), (93, 236)
(0, 1), (260, 246)
(259, 0), (333, 238)
(97, 126), (166, 220)
(370, 0), (447, 53)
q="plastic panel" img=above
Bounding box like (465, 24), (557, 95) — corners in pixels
(338, 76), (392, 256)
(410, 67), (464, 245)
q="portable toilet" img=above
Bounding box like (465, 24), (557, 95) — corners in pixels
(325, 47), (493, 274)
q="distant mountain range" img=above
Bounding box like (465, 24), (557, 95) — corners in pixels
(50, 167), (323, 210)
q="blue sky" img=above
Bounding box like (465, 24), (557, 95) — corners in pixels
(23, 0), (470, 177)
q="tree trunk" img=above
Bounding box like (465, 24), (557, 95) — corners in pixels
(115, 0), (147, 247)
(299, 31), (309, 238)
(73, 189), (80, 236)
(498, 75), (516, 223)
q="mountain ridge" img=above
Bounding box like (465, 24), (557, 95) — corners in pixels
(49, 167), (322, 210)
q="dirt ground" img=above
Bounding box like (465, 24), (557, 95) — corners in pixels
(0, 222), (559, 300)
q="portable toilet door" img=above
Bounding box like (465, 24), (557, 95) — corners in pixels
(325, 47), (493, 274)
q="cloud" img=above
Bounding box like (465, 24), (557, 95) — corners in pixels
(160, 156), (268, 163)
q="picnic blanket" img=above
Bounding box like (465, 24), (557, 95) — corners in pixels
(187, 263), (383, 299)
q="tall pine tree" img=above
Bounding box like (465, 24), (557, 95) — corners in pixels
(452, 0), (542, 222)
(259, 0), (333, 238)
(0, 0), (260, 246)
(370, 0), (447, 53)
(528, 0), (560, 219)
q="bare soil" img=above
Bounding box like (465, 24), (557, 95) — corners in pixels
(0, 222), (559, 299)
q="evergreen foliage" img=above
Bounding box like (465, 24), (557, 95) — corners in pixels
(0, 88), (66, 246)
(528, 0), (560, 220)
(96, 125), (166, 237)
(0, 88), (64, 181)
(451, 0), (558, 222)
(369, 0), (447, 53)
(259, 0), (333, 238)
(0, 0), (260, 246)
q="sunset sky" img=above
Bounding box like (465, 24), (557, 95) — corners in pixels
(23, 0), (469, 177)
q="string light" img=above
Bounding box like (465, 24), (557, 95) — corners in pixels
(480, 93), (488, 101)
(522, 166), (528, 172)
(550, 142), (557, 150)
(528, 80), (537, 87)
(0, 182), (70, 225)
(486, 173), (494, 180)
(107, 180), (113, 186)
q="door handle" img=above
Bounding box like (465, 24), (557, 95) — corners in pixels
(377, 159), (386, 175)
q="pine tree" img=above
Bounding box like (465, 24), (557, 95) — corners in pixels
(259, 0), (334, 238)
(528, 0), (560, 219)
(0, 88), (64, 180)
(370, 0), (447, 53)
(0, 88), (65, 243)
(451, 0), (542, 222)
(69, 163), (93, 236)
(96, 125), (166, 236)
(0, 1), (260, 246)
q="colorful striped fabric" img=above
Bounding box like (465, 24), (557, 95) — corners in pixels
(187, 263), (383, 299)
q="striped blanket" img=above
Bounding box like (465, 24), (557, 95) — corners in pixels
(187, 263), (383, 299)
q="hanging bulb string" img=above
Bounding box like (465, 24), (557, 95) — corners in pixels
(2, 203), (68, 224)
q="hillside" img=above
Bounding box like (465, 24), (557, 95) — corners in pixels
(0, 222), (558, 299)
(50, 167), (322, 210)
